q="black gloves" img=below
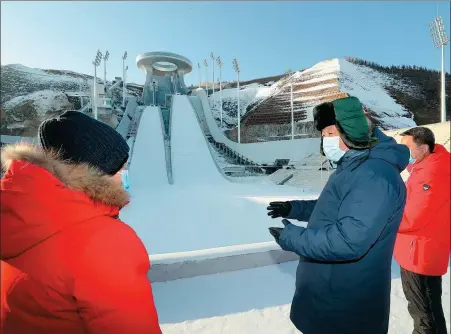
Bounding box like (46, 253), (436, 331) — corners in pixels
(267, 201), (292, 219)
(268, 219), (291, 245)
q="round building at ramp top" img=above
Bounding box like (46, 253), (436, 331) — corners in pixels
(136, 51), (192, 106)
(136, 52), (192, 76)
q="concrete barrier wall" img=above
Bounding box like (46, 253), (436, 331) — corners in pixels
(148, 242), (299, 282)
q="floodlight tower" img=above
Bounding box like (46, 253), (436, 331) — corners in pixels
(92, 50), (103, 120)
(290, 82), (294, 140)
(233, 58), (241, 143)
(103, 51), (109, 90)
(216, 56), (223, 127)
(122, 51), (128, 107)
(430, 16), (449, 122)
(203, 59), (208, 95)
(211, 52), (215, 96)
(198, 62), (202, 88)
(124, 65), (129, 87)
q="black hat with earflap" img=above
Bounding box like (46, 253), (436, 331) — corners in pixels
(313, 96), (378, 156)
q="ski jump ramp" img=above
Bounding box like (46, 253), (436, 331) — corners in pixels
(126, 106), (168, 189)
(120, 96), (310, 282)
(171, 95), (227, 185)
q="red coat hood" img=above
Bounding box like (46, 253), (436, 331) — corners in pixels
(1, 143), (130, 260)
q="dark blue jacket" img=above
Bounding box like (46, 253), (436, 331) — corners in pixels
(279, 129), (409, 334)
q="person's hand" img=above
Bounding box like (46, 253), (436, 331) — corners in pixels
(269, 219), (291, 245)
(267, 201), (292, 219)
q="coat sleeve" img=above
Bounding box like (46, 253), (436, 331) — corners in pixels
(398, 169), (449, 233)
(74, 221), (162, 334)
(286, 200), (317, 222)
(279, 173), (396, 262)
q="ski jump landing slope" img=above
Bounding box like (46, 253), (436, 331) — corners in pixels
(191, 89), (320, 165)
(128, 106), (168, 189)
(171, 95), (227, 185)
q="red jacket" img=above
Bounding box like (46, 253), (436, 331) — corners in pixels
(394, 144), (451, 276)
(1, 144), (162, 334)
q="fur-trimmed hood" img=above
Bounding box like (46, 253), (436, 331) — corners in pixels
(1, 143), (130, 259)
(1, 142), (129, 207)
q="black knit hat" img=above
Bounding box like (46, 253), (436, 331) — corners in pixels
(38, 110), (129, 175)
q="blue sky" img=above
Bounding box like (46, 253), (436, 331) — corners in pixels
(1, 1), (450, 86)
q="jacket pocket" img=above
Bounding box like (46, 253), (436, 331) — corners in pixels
(409, 238), (418, 266)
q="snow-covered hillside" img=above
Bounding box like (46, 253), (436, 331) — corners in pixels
(3, 90), (73, 117)
(0, 64), (142, 136)
(208, 83), (273, 128)
(338, 59), (416, 129)
(208, 58), (418, 143)
(1, 64), (90, 105)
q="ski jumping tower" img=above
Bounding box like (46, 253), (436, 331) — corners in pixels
(136, 51), (193, 106)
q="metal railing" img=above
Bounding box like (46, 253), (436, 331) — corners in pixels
(162, 101), (173, 185)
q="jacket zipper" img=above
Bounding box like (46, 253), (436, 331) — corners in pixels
(409, 239), (415, 263)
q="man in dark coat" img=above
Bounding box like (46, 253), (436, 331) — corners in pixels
(267, 96), (409, 334)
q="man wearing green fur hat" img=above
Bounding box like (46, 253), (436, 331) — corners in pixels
(267, 96), (409, 334)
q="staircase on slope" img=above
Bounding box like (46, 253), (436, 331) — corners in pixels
(241, 71), (345, 127)
(126, 107), (144, 138)
(188, 96), (264, 175)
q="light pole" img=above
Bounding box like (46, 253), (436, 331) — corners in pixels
(210, 52), (215, 96)
(79, 78), (84, 108)
(122, 51), (128, 108)
(124, 65), (128, 88)
(291, 83), (294, 140)
(92, 50), (103, 120)
(216, 56), (223, 127)
(152, 81), (156, 105)
(233, 58), (241, 143)
(198, 62), (202, 89)
(430, 16), (449, 122)
(203, 59), (208, 96)
(103, 50), (109, 92)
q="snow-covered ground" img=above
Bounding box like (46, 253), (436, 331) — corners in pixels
(120, 96), (316, 254)
(155, 261), (450, 334)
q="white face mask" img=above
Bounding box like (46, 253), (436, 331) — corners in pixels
(323, 136), (347, 163)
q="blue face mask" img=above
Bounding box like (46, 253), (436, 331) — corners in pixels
(408, 151), (416, 165)
(323, 136), (347, 163)
(120, 170), (131, 191)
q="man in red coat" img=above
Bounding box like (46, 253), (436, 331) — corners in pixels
(394, 126), (450, 334)
(1, 110), (162, 334)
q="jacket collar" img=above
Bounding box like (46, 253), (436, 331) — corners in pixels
(1, 143), (129, 207)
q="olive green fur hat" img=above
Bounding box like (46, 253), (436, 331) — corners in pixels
(313, 96), (378, 151)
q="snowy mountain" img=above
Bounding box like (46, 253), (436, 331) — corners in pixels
(1, 57), (447, 139)
(0, 64), (142, 136)
(209, 58), (426, 143)
(207, 58), (450, 143)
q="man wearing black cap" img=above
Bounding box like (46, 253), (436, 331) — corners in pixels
(267, 97), (409, 334)
(1, 111), (161, 334)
